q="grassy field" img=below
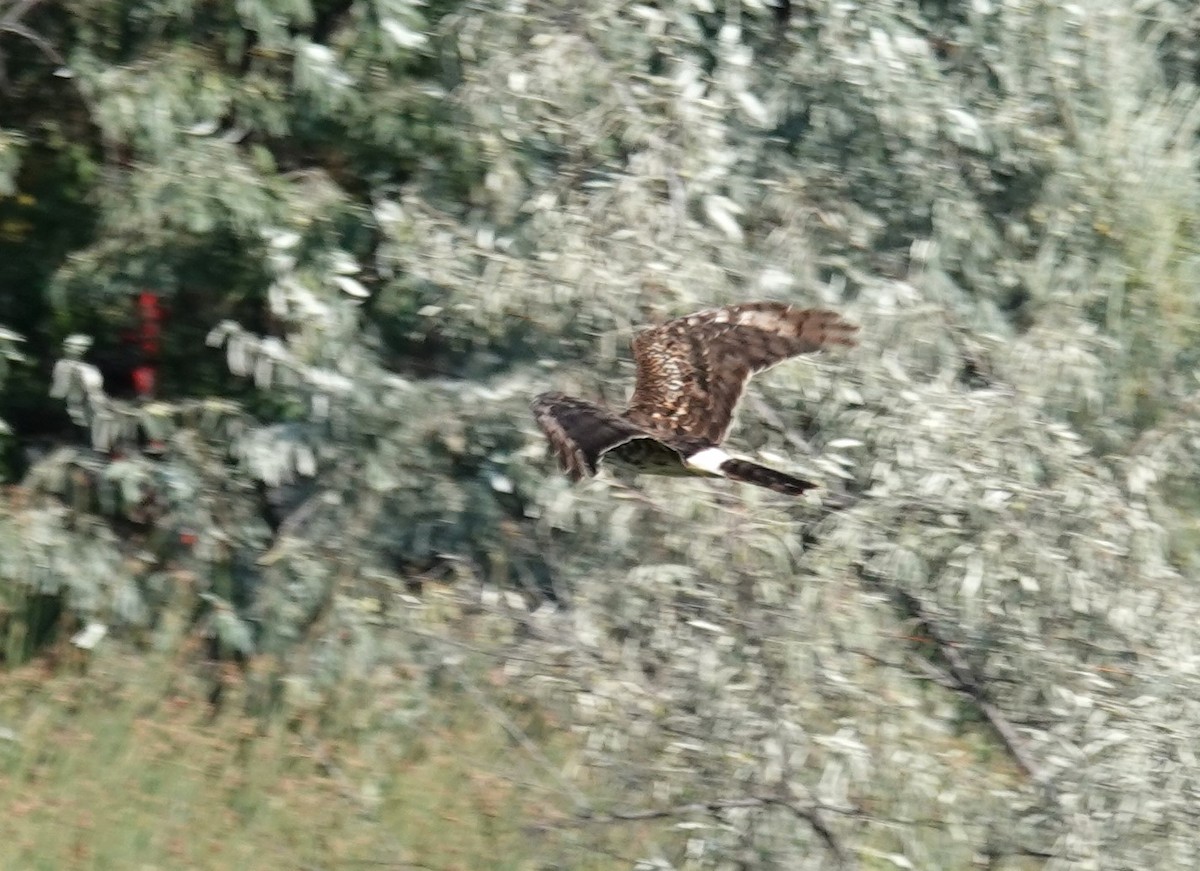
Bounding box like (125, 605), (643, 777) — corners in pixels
(0, 582), (1047, 871)
(0, 643), (643, 871)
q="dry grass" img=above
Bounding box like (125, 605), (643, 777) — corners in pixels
(0, 645), (639, 871)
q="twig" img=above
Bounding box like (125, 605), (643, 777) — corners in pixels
(0, 0), (117, 164)
(857, 566), (1047, 785)
(911, 651), (1045, 785)
(1, 0), (46, 26)
(899, 597), (1044, 782)
(534, 795), (849, 868)
(0, 0), (65, 65)
(451, 653), (592, 808)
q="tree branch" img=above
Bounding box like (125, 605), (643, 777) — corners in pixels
(854, 563), (1048, 786)
(0, 0), (65, 66)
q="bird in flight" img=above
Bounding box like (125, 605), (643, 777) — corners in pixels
(531, 302), (857, 495)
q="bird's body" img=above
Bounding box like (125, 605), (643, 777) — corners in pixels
(531, 302), (857, 496)
(604, 438), (696, 477)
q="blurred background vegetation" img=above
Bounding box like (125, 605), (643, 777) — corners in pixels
(1, 0), (1199, 868)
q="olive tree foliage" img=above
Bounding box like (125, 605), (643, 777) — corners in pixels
(1, 0), (463, 401)
(0, 326), (24, 435)
(0, 0), (472, 644)
(0, 131), (21, 196)
(4, 0), (1200, 868)
(364, 2), (1198, 868)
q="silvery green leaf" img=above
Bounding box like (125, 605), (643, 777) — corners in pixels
(71, 622), (108, 649)
(49, 359), (72, 398)
(702, 195), (744, 242)
(328, 250), (359, 274)
(381, 18), (428, 49)
(827, 438), (864, 449)
(735, 90), (771, 127)
(63, 334), (92, 356)
(333, 275), (369, 298)
(187, 119), (219, 136)
(266, 229), (301, 250)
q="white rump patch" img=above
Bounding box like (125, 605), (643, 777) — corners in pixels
(686, 447), (732, 476)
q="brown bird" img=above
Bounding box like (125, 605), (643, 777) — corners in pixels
(531, 302), (857, 495)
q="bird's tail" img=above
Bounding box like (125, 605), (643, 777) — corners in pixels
(718, 458), (817, 496)
(685, 447), (817, 496)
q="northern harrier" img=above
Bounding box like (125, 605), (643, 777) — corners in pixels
(531, 302), (857, 495)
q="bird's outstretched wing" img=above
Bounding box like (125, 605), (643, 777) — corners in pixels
(624, 303), (857, 443)
(531, 392), (661, 481)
